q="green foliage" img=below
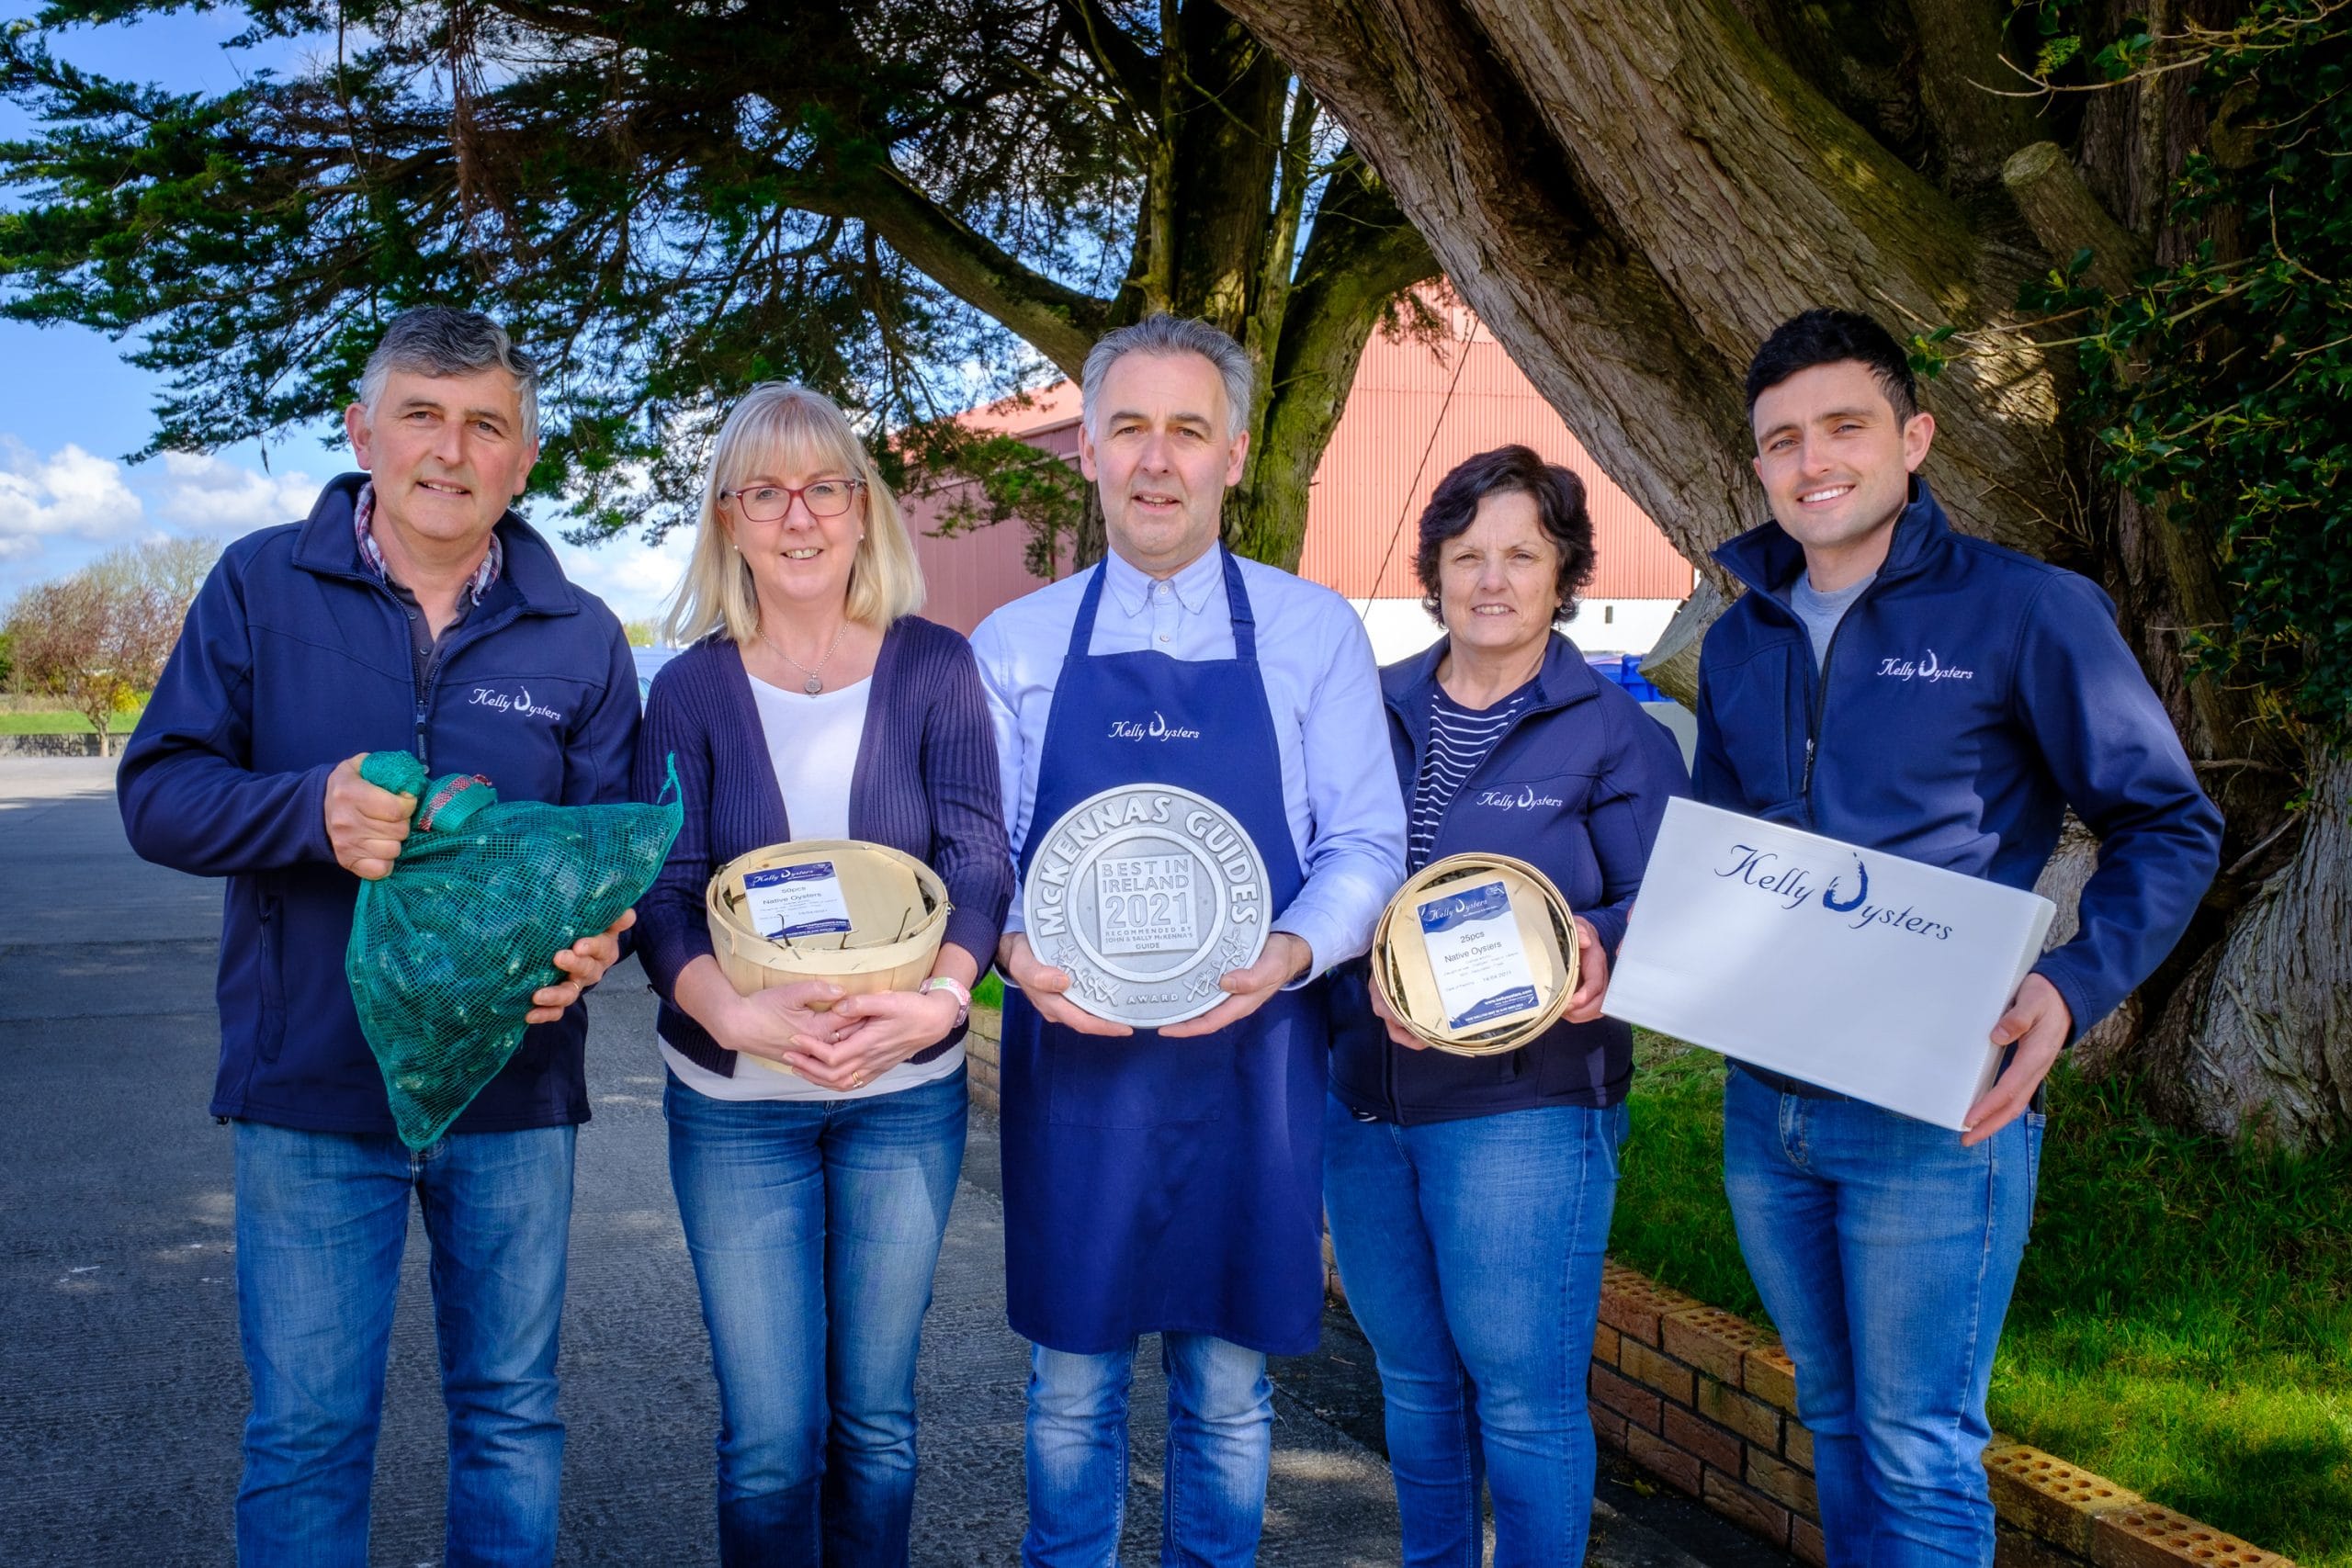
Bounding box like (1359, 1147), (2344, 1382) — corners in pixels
(0, 0), (1136, 539)
(1905, 321), (1960, 384)
(0, 552), (183, 751)
(0, 3), (1424, 574)
(2021, 0), (2352, 739)
(1614, 1039), (2352, 1564)
(890, 411), (1091, 581)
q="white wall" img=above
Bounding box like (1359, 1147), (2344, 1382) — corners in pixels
(1345, 597), (1683, 668)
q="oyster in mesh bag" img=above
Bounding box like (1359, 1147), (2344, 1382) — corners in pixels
(345, 749), (682, 1149)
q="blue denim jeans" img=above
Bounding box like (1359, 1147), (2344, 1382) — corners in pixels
(232, 1119), (576, 1568)
(1322, 1095), (1627, 1568)
(664, 1067), (967, 1568)
(1023, 1332), (1273, 1567)
(1722, 1069), (2044, 1568)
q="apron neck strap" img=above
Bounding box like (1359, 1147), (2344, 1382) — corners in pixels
(1220, 547), (1258, 662)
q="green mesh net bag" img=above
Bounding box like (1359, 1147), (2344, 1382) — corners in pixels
(345, 750), (683, 1150)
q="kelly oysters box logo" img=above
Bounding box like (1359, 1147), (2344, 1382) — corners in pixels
(469, 684), (565, 721)
(1602, 798), (2057, 1130)
(1106, 710), (1202, 742)
(1715, 843), (1955, 941)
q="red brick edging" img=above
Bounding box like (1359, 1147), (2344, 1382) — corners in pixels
(1585, 1260), (2291, 1568)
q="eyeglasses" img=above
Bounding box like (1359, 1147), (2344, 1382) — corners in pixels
(719, 479), (865, 522)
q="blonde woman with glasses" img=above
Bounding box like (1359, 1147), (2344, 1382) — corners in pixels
(630, 384), (1011, 1566)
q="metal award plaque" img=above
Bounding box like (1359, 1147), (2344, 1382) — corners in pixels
(1021, 784), (1272, 1028)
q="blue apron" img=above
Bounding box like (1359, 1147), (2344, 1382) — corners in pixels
(1001, 548), (1328, 1357)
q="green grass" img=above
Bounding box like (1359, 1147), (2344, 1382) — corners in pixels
(0, 705), (142, 735)
(1611, 1035), (2352, 1564)
(973, 971), (1004, 1011)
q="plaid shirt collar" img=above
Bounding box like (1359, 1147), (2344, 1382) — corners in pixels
(352, 480), (504, 606)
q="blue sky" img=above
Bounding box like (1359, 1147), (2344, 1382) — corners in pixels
(0, 5), (694, 623)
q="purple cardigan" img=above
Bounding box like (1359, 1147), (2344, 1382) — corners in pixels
(630, 616), (1013, 1077)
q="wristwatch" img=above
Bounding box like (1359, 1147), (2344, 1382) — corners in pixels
(920, 976), (972, 1028)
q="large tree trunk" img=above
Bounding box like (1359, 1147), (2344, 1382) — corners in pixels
(1224, 0), (2349, 1145)
(1053, 2), (1437, 571)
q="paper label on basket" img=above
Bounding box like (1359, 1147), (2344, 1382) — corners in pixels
(1417, 880), (1540, 1029)
(743, 863), (854, 940)
(1094, 853), (1203, 957)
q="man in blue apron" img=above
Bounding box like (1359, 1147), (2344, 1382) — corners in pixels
(972, 315), (1406, 1565)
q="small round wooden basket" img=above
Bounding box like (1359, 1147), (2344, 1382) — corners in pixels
(1371, 852), (1578, 1056)
(706, 840), (951, 1003)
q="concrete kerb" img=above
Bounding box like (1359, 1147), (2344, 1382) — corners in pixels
(963, 1009), (2298, 1568)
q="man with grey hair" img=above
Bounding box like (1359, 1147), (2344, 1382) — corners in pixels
(119, 305), (640, 1567)
(972, 314), (1406, 1563)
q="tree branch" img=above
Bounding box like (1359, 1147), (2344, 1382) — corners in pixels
(1905, 0), (2044, 190)
(805, 160), (1111, 378)
(2003, 140), (2152, 293)
(1054, 0), (1159, 116)
(1223, 0), (2064, 559)
(1227, 152), (1437, 567)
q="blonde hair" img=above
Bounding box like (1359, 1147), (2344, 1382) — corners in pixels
(662, 383), (924, 647)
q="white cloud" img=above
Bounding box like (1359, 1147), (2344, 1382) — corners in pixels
(0, 439), (145, 557)
(0, 429), (692, 624)
(549, 525), (695, 626)
(149, 450), (322, 536)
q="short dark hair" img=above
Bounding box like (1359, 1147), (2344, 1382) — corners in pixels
(1413, 445), (1596, 627)
(1744, 309), (1918, 424)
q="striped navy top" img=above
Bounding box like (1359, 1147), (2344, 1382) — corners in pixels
(1408, 680), (1536, 871)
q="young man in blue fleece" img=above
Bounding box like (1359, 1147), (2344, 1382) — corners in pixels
(1692, 308), (2222, 1567)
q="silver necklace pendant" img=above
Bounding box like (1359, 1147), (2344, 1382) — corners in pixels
(760, 619), (847, 698)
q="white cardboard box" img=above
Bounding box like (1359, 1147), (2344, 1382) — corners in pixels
(1605, 798), (2055, 1129)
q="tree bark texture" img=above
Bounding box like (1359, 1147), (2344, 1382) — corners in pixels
(2140, 749), (2352, 1145)
(1135, 13), (1437, 570)
(1222, 0), (2347, 1144)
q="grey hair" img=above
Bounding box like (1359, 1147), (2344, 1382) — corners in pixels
(357, 306), (541, 447)
(1080, 313), (1254, 440)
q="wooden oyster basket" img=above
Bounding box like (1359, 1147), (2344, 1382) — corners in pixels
(707, 839), (951, 1008)
(1371, 852), (1578, 1055)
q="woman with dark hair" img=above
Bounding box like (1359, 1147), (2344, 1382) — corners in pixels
(1324, 444), (1690, 1565)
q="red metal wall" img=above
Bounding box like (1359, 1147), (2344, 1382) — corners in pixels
(903, 298), (1692, 636)
(1298, 305), (1693, 602)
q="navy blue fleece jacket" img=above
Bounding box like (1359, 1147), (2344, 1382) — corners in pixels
(1694, 479), (2222, 1041)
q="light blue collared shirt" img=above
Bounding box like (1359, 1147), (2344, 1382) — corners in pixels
(971, 546), (1408, 977)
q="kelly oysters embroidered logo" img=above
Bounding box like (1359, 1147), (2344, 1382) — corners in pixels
(1713, 844), (1955, 941)
(1875, 648), (1975, 682)
(469, 685), (566, 721)
(1106, 711), (1203, 742)
(1472, 784), (1567, 811)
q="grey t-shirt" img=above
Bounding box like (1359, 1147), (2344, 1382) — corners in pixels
(1790, 570), (1876, 669)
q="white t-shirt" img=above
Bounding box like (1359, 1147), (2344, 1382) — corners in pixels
(661, 674), (966, 1102)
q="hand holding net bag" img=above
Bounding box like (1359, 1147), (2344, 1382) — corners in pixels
(345, 750), (684, 1149)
